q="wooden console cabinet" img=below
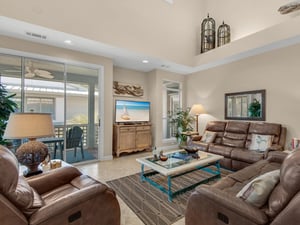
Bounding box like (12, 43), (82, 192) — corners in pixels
(113, 123), (152, 157)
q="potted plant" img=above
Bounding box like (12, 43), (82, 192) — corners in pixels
(169, 107), (195, 146)
(0, 82), (18, 145)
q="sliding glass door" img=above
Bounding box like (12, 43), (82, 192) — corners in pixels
(65, 65), (99, 163)
(0, 53), (100, 163)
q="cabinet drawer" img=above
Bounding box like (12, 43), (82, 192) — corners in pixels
(119, 127), (136, 132)
(136, 126), (150, 131)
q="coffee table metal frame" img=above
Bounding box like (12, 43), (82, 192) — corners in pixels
(136, 150), (224, 201)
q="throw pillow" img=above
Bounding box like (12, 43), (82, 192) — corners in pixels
(236, 169), (280, 208)
(249, 134), (273, 152)
(201, 131), (217, 143)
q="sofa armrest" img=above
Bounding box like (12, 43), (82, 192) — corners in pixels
(186, 185), (268, 225)
(191, 135), (202, 141)
(265, 150), (288, 163)
(268, 144), (283, 151)
(29, 184), (110, 225)
(27, 166), (82, 194)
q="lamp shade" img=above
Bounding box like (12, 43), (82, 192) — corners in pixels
(189, 104), (206, 116)
(4, 113), (55, 139)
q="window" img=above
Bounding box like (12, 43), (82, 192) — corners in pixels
(26, 97), (55, 119)
(162, 80), (182, 140)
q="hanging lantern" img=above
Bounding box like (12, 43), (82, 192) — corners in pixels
(201, 14), (216, 53)
(217, 21), (230, 47)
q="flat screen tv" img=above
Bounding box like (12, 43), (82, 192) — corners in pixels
(115, 100), (150, 123)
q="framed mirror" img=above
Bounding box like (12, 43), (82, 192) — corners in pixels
(225, 89), (266, 121)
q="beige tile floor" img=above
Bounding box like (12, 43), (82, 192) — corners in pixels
(76, 151), (185, 225)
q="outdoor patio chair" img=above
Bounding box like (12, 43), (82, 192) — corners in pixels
(66, 126), (84, 159)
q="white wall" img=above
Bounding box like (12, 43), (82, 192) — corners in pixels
(2, 0), (297, 65)
(186, 42), (300, 148)
(147, 69), (186, 148)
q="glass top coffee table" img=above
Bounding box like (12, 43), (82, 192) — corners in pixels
(136, 149), (224, 201)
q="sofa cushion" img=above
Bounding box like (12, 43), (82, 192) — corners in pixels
(42, 184), (78, 205)
(208, 144), (232, 158)
(231, 148), (264, 164)
(222, 121), (249, 148)
(206, 121), (227, 132)
(6, 176), (44, 217)
(249, 134), (273, 152)
(205, 121), (226, 144)
(222, 136), (246, 148)
(225, 121), (250, 134)
(228, 159), (281, 183)
(236, 169), (280, 208)
(200, 131), (217, 143)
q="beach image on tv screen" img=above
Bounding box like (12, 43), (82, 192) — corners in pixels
(115, 100), (150, 122)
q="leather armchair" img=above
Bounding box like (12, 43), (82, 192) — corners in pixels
(0, 145), (120, 225)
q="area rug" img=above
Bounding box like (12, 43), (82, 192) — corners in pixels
(107, 167), (231, 225)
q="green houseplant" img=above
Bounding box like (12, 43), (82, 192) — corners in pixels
(169, 107), (195, 146)
(0, 82), (18, 145)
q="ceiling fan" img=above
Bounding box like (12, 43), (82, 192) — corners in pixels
(278, 0), (300, 14)
(25, 62), (54, 79)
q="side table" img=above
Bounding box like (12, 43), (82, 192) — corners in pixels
(19, 160), (69, 176)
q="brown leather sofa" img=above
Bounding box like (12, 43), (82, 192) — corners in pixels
(186, 150), (300, 225)
(0, 145), (121, 225)
(192, 121), (286, 170)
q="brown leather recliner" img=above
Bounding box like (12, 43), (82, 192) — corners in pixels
(186, 150), (300, 225)
(0, 145), (121, 225)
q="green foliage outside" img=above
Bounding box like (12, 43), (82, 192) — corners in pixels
(169, 107), (194, 145)
(0, 83), (18, 145)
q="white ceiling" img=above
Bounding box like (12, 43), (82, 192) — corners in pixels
(1, 15), (300, 75)
(0, 16), (192, 74)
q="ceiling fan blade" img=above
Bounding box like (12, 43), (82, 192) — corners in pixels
(25, 72), (35, 78)
(34, 69), (54, 79)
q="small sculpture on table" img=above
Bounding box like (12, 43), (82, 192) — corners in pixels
(159, 150), (168, 161)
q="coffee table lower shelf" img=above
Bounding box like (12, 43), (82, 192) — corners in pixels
(140, 161), (221, 202)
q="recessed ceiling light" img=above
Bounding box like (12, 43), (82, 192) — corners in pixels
(64, 40), (73, 45)
(142, 59), (149, 64)
(164, 0), (174, 4)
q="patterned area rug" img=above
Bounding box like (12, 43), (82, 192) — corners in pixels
(107, 167), (231, 225)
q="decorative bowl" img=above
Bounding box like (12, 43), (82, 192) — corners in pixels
(182, 145), (201, 154)
(159, 155), (168, 161)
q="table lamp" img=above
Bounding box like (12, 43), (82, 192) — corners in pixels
(4, 113), (55, 177)
(189, 104), (206, 133)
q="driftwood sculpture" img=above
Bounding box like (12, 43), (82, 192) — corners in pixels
(113, 81), (144, 97)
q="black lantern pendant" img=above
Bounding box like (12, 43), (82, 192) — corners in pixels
(201, 14), (216, 53)
(217, 21), (230, 47)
